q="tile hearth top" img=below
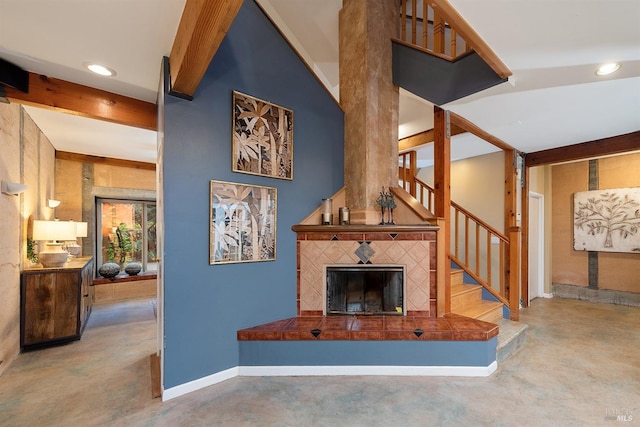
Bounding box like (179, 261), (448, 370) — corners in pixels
(237, 314), (498, 342)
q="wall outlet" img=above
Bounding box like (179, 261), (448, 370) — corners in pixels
(490, 236), (500, 245)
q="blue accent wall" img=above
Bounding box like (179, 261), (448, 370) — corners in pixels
(239, 339), (497, 367)
(162, 0), (344, 388)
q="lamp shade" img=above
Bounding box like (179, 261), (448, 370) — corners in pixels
(75, 222), (88, 238)
(33, 220), (77, 242)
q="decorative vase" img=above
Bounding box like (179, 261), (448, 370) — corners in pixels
(124, 262), (142, 276)
(98, 262), (121, 279)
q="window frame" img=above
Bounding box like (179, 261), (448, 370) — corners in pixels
(95, 197), (157, 274)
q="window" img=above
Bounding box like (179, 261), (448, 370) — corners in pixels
(97, 199), (157, 273)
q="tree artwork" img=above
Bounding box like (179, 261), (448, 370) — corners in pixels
(210, 180), (277, 264)
(573, 188), (640, 253)
(232, 91), (293, 180)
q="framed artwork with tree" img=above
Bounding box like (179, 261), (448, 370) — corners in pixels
(574, 187), (640, 253)
(232, 91), (293, 180)
(210, 180), (277, 264)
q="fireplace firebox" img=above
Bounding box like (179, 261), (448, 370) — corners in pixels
(325, 265), (405, 315)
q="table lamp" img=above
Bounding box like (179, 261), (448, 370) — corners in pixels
(33, 220), (77, 267)
(66, 221), (88, 257)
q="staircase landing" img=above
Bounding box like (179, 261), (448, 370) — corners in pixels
(497, 319), (529, 364)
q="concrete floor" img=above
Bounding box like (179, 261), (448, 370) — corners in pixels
(0, 297), (638, 426)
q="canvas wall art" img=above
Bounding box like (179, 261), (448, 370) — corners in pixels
(232, 91), (293, 180)
(574, 187), (640, 253)
(210, 180), (277, 264)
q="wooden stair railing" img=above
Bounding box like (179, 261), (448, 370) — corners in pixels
(397, 0), (512, 79)
(399, 0), (471, 61)
(406, 174), (514, 314)
(450, 199), (510, 308)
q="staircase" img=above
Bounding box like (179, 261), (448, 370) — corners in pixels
(450, 269), (528, 364)
(451, 269), (503, 323)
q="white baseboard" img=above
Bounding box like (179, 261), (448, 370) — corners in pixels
(162, 362), (497, 400)
(542, 293), (554, 298)
(238, 362), (497, 377)
(162, 366), (238, 401)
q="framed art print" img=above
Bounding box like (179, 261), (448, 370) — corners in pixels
(574, 187), (640, 253)
(232, 91), (293, 180)
(210, 180), (277, 264)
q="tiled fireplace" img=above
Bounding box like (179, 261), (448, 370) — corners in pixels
(237, 223), (499, 375)
(294, 225), (438, 317)
(237, 224), (499, 376)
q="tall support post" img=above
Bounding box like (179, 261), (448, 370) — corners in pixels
(505, 149), (520, 319)
(436, 217), (447, 316)
(521, 163), (530, 308)
(434, 106), (451, 314)
(508, 227), (520, 321)
(340, 0), (399, 224)
(504, 149), (518, 234)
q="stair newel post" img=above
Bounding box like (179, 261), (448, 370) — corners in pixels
(436, 217), (447, 317)
(434, 106), (451, 314)
(507, 227), (521, 321)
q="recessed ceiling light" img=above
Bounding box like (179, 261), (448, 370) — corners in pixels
(595, 62), (621, 76)
(84, 62), (116, 77)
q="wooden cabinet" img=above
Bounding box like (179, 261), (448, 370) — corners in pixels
(21, 257), (94, 349)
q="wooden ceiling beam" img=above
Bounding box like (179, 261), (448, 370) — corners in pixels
(525, 131), (640, 167)
(4, 72), (157, 131)
(56, 151), (156, 171)
(169, 0), (244, 98)
(399, 125), (466, 152)
(449, 111), (515, 152)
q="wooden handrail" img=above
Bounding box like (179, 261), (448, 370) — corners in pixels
(413, 176), (435, 212)
(391, 38), (475, 62)
(398, 0), (511, 78)
(390, 186), (436, 222)
(451, 200), (507, 242)
(450, 253), (509, 306)
(399, 0), (469, 61)
(409, 173), (515, 314)
(401, 108), (520, 320)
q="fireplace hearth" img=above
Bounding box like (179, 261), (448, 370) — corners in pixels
(326, 265), (404, 315)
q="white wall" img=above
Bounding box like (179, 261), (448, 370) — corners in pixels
(417, 151), (505, 231)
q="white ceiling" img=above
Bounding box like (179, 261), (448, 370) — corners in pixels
(1, 0), (639, 166)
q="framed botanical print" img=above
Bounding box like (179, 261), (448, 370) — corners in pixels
(232, 91), (293, 180)
(210, 180), (277, 264)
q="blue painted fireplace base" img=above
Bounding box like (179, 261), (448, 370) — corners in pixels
(239, 339), (497, 372)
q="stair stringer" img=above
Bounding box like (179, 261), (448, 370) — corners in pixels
(392, 41), (508, 105)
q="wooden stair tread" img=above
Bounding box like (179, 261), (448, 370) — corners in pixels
(450, 270), (504, 324)
(451, 283), (480, 296)
(452, 299), (502, 318)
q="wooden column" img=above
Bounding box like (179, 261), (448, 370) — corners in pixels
(339, 0), (399, 224)
(434, 106), (451, 314)
(504, 149), (520, 319)
(508, 227), (520, 321)
(521, 164), (530, 308)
